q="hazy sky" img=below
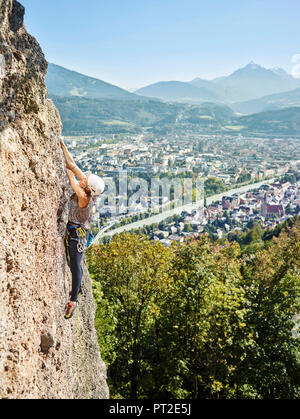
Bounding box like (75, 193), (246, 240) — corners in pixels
(21, 0), (300, 90)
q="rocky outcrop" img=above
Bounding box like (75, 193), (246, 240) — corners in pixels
(0, 0), (109, 399)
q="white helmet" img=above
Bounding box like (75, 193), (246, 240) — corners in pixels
(87, 174), (105, 196)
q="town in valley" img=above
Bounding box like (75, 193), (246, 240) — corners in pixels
(64, 132), (300, 245)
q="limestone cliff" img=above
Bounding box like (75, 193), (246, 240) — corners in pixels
(0, 0), (109, 399)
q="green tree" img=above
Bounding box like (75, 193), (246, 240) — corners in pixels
(155, 238), (250, 398)
(87, 219), (300, 399)
(183, 223), (193, 233)
(205, 177), (227, 197)
(240, 227), (300, 398)
(87, 233), (173, 398)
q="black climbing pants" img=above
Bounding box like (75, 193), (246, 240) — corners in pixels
(66, 224), (89, 303)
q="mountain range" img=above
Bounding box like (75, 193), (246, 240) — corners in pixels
(46, 62), (300, 136)
(47, 62), (300, 108)
(135, 62), (300, 104)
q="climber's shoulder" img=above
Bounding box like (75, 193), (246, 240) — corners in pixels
(78, 194), (90, 209)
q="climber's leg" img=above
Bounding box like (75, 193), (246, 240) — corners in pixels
(67, 228), (89, 303)
(69, 236), (84, 303)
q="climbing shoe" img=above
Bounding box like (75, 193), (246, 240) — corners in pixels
(64, 302), (78, 320)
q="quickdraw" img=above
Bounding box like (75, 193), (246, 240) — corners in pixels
(76, 226), (88, 254)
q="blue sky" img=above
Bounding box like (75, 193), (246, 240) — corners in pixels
(21, 0), (300, 89)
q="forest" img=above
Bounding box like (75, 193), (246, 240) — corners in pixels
(87, 217), (300, 399)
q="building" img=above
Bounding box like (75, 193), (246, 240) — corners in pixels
(222, 195), (240, 210)
(261, 195), (285, 219)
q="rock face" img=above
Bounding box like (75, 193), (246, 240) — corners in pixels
(0, 0), (109, 399)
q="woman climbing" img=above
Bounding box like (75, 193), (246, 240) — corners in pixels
(60, 137), (105, 319)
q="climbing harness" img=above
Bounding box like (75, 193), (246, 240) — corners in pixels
(65, 224), (89, 268)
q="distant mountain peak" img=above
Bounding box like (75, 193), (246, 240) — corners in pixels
(247, 61), (261, 68)
(241, 62), (266, 72)
(212, 61), (300, 102)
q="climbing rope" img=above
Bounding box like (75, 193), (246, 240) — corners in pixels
(65, 233), (71, 267)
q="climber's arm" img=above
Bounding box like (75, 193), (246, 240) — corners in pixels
(60, 138), (86, 181)
(66, 169), (89, 205)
